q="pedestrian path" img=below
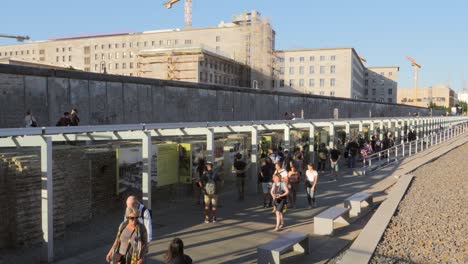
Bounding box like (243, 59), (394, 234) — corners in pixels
(50, 133), (468, 264)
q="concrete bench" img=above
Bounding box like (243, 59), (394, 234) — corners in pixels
(314, 206), (350, 235)
(344, 192), (373, 217)
(257, 231), (309, 264)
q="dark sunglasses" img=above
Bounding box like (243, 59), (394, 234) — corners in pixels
(126, 216), (137, 220)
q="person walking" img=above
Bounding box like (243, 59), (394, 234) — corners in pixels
(287, 166), (300, 208)
(164, 238), (193, 264)
(198, 162), (220, 223)
(125, 196), (152, 242)
(270, 174), (289, 231)
(305, 163), (318, 208)
(259, 157), (274, 208)
(24, 110), (38, 127)
(318, 144), (328, 173)
(233, 153), (247, 201)
(106, 207), (148, 264)
(346, 139), (359, 168)
(70, 108), (80, 126)
(329, 145), (340, 181)
(56, 112), (71, 126)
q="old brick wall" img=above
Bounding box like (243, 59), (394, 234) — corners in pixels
(0, 146), (117, 249)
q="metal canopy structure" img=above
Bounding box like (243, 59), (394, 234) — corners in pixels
(1, 115), (467, 263)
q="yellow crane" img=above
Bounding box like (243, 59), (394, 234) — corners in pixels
(163, 0), (192, 29)
(406, 55), (421, 102)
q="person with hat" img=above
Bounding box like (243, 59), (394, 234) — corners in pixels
(198, 162), (220, 223)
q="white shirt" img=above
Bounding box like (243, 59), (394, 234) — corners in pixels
(306, 170), (318, 183)
(275, 169), (288, 180)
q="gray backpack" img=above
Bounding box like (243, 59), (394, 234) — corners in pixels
(205, 172), (216, 195)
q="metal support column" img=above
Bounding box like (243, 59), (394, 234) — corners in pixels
(379, 121), (384, 140)
(283, 125), (291, 151)
(345, 122), (350, 142)
(250, 127), (258, 193)
(206, 128), (215, 164)
(309, 124), (315, 164)
(329, 123), (335, 149)
(369, 122), (374, 140)
(142, 131), (153, 209)
(40, 137), (54, 263)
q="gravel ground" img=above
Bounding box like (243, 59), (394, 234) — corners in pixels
(370, 143), (468, 264)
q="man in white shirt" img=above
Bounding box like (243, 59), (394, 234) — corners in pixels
(274, 162), (288, 181)
(125, 196), (152, 242)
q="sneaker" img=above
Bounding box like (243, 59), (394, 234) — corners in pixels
(212, 217), (217, 223)
(282, 207), (287, 213)
(204, 217), (210, 224)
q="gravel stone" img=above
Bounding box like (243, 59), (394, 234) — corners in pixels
(370, 143), (468, 264)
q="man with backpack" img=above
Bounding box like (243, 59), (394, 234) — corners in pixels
(198, 162), (220, 223)
(125, 196), (152, 242)
(56, 112), (71, 126)
(233, 153), (247, 201)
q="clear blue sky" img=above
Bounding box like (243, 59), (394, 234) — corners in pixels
(2, 0), (467, 91)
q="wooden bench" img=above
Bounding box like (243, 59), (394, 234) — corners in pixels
(314, 206), (350, 235)
(344, 192), (373, 217)
(257, 231), (309, 264)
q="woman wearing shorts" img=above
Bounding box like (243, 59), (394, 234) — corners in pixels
(270, 173), (289, 231)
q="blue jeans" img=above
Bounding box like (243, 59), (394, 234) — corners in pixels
(306, 185), (316, 205)
(347, 155), (356, 168)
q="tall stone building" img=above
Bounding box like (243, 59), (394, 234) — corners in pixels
(0, 10), (398, 99)
(0, 11), (274, 89)
(365, 66), (399, 103)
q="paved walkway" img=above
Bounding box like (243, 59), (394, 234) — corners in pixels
(2, 133), (466, 264)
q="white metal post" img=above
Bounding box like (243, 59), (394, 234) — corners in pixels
(387, 120), (392, 137)
(250, 127), (258, 194)
(379, 121), (384, 141)
(415, 119), (420, 140)
(369, 122), (374, 140)
(284, 125), (290, 151)
(206, 128), (215, 164)
(142, 131), (152, 209)
(358, 121), (363, 134)
(40, 137), (54, 263)
(329, 123), (335, 149)
(409, 141), (412, 156)
(309, 124), (315, 164)
(345, 122), (350, 142)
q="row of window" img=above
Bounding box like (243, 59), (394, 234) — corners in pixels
(278, 78), (336, 88)
(364, 88), (393, 96)
(56, 47), (72, 52)
(90, 36), (221, 51)
(93, 52), (135, 60)
(199, 71), (240, 86)
(56, 56), (72, 62)
(1, 50), (35, 56)
(280, 65), (336, 75)
(199, 59), (241, 75)
(93, 62), (134, 71)
(278, 55), (336, 63)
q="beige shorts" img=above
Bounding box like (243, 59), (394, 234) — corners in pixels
(204, 194), (218, 207)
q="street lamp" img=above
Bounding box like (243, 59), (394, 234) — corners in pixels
(100, 61), (107, 74)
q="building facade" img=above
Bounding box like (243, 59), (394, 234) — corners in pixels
(0, 10), (398, 99)
(273, 48), (397, 101)
(397, 84), (456, 108)
(365, 66), (399, 103)
(0, 11), (273, 88)
(138, 47), (250, 86)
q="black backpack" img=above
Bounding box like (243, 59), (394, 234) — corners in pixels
(141, 206), (152, 220)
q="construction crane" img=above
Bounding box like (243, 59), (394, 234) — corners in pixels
(0, 33), (30, 42)
(163, 0), (192, 29)
(406, 55), (421, 102)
